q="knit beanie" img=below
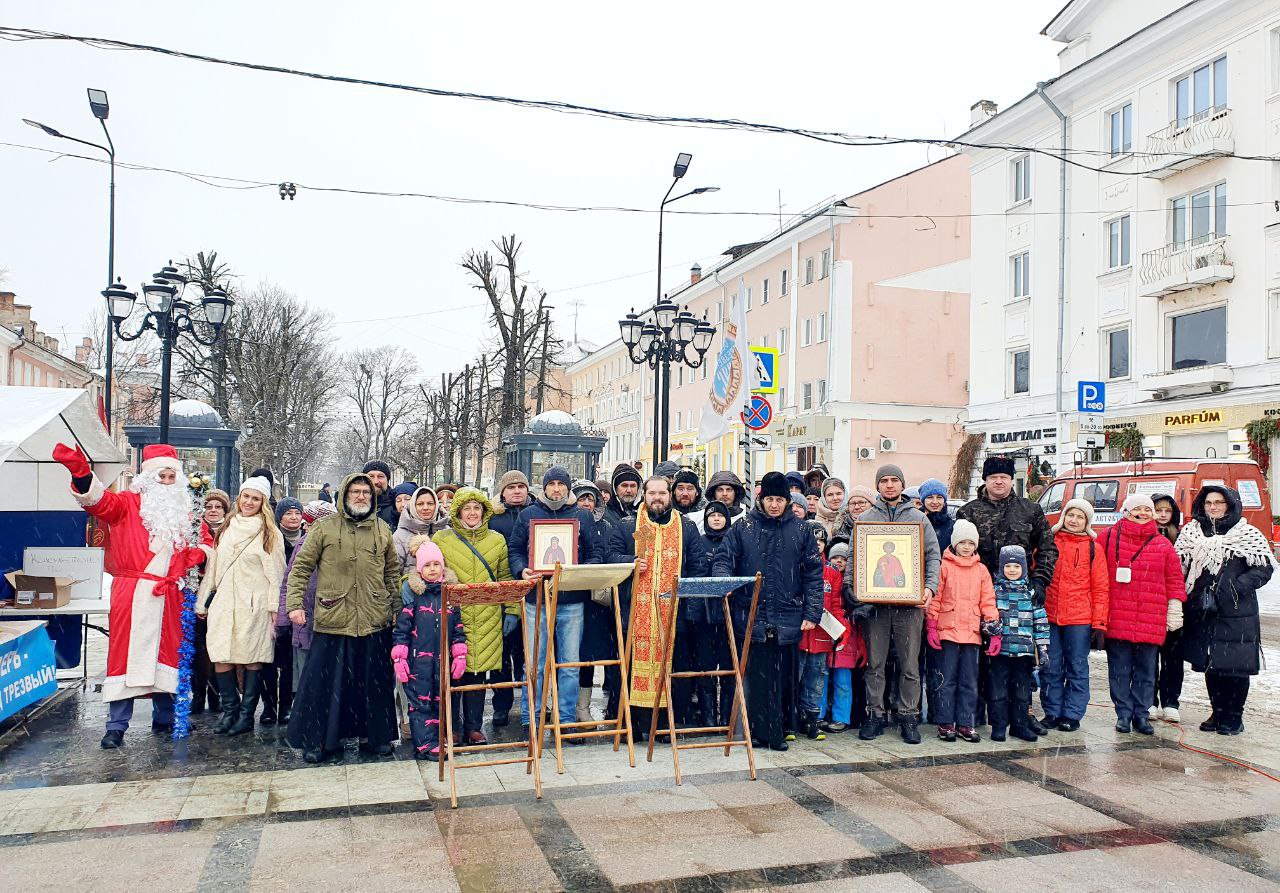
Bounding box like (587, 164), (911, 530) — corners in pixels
(415, 539), (446, 575)
(828, 541), (850, 561)
(904, 486), (920, 501)
(204, 488), (232, 513)
(875, 464), (906, 486)
(790, 492), (808, 511)
(362, 460), (392, 479)
(654, 460), (680, 479)
(1051, 497), (1097, 537)
(702, 500), (731, 534)
(785, 471), (806, 491)
(804, 486), (821, 499)
(848, 484), (876, 503)
(302, 500), (337, 524)
(1121, 493), (1155, 515)
(759, 471), (789, 500)
(274, 497), (304, 523)
(998, 545), (1029, 580)
(240, 476), (272, 499)
(919, 478), (948, 501)
(391, 481), (418, 500)
(951, 519), (979, 547)
(542, 466), (572, 488)
(496, 469), (529, 495)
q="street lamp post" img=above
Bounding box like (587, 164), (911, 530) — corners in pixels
(23, 87), (117, 423)
(104, 262), (234, 443)
(626, 152), (718, 465)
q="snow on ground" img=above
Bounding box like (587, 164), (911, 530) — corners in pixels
(1258, 563), (1280, 615)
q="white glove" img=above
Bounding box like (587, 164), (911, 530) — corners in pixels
(1166, 598), (1183, 632)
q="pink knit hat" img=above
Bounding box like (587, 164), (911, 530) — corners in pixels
(415, 540), (446, 575)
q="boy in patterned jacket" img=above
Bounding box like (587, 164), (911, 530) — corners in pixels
(988, 545), (1049, 742)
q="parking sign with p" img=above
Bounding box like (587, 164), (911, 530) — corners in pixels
(1077, 380), (1106, 414)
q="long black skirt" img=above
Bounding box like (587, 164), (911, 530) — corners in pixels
(287, 628), (397, 752)
(743, 631), (796, 748)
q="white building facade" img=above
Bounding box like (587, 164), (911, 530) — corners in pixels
(962, 0), (1280, 495)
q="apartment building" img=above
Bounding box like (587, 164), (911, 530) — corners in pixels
(567, 337), (644, 471)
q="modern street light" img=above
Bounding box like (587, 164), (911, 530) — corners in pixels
(106, 262), (234, 443)
(23, 87), (118, 424)
(619, 300), (716, 465)
(624, 152), (719, 464)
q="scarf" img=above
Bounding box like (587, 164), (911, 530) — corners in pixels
(282, 526), (302, 548)
(1175, 517), (1273, 593)
(629, 505), (684, 708)
(815, 501), (841, 533)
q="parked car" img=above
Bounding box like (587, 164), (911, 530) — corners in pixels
(1038, 458), (1274, 540)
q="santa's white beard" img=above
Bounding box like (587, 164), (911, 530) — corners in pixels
(132, 471), (195, 551)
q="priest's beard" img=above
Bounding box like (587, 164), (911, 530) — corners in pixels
(132, 470), (195, 551)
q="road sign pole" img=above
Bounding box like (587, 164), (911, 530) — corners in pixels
(743, 438), (753, 511)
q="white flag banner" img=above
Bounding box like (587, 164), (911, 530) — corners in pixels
(699, 277), (760, 442)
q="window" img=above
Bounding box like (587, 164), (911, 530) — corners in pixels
(820, 248), (831, 279)
(1011, 349), (1030, 394)
(761, 334), (769, 348)
(779, 385), (788, 408)
(1170, 306), (1226, 369)
(761, 278), (770, 304)
(802, 381), (813, 411)
(1039, 481), (1067, 514)
(1105, 327), (1130, 379)
(778, 327), (789, 355)
(818, 379), (828, 404)
(677, 365), (683, 386)
(1078, 480), (1119, 511)
(1109, 103), (1132, 156)
(1011, 155), (1031, 204)
(1011, 251), (1030, 299)
(818, 312), (827, 342)
(801, 318), (812, 347)
(781, 269), (789, 295)
(745, 286), (752, 311)
(1174, 56), (1227, 127)
(1106, 215), (1131, 269)
(675, 411), (682, 432)
(1171, 183), (1226, 246)
(804, 257), (815, 285)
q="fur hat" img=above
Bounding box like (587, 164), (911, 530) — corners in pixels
(875, 464), (905, 486)
(274, 497), (304, 523)
(981, 455), (1016, 479)
(362, 459), (392, 479)
(919, 478), (948, 501)
(1121, 493), (1155, 515)
(240, 476), (273, 499)
(759, 471), (789, 501)
(951, 519), (980, 547)
(140, 443), (182, 475)
(1052, 498), (1097, 538)
(203, 488), (232, 513)
(415, 539), (446, 575)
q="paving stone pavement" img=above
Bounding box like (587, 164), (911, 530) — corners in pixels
(3, 640), (1280, 891)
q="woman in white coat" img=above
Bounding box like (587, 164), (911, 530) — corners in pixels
(198, 476), (286, 736)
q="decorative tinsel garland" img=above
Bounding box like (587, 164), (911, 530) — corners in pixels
(172, 584), (197, 740)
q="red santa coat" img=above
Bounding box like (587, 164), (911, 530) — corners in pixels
(75, 477), (212, 701)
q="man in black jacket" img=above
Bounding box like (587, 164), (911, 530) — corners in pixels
(673, 469), (705, 516)
(957, 456), (1057, 605)
(362, 460), (396, 528)
(605, 462), (642, 524)
(711, 471), (823, 751)
(509, 466), (602, 734)
(605, 476), (707, 737)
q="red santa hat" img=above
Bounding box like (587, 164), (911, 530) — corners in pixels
(140, 443), (183, 475)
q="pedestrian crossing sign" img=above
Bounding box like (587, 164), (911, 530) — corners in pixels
(750, 347), (778, 394)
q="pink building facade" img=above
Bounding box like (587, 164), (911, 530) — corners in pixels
(653, 156), (971, 488)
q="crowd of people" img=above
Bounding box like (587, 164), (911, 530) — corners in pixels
(53, 442), (1275, 761)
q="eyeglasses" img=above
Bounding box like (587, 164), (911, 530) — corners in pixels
(1204, 498), (1227, 506)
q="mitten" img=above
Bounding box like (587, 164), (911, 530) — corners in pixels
(926, 618), (941, 651)
(394, 659), (409, 684)
(1090, 629), (1106, 650)
(52, 443), (92, 491)
(503, 613), (519, 637)
(986, 635), (1002, 657)
(450, 642), (468, 680)
(1032, 579), (1047, 608)
(1166, 598), (1183, 632)
(390, 644), (408, 662)
(852, 602), (874, 622)
(980, 618), (1002, 640)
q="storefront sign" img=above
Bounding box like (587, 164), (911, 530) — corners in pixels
(1163, 410), (1224, 432)
(774, 415), (836, 442)
(1086, 402), (1280, 437)
(989, 428), (1057, 445)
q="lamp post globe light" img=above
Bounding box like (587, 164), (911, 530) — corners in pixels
(106, 261), (234, 443)
(620, 153), (719, 465)
(23, 88), (118, 423)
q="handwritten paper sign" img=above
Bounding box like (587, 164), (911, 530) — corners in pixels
(22, 548), (105, 601)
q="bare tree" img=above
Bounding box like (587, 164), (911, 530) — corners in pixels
(338, 345), (421, 465)
(80, 305), (162, 425)
(168, 250), (238, 417)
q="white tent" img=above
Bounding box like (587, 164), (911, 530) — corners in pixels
(0, 387), (126, 512)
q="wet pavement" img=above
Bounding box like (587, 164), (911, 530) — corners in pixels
(4, 637), (1280, 891)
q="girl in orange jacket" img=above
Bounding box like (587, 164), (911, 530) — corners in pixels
(1039, 498), (1110, 731)
(926, 520), (999, 742)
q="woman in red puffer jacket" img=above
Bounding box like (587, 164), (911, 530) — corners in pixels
(1099, 493), (1184, 736)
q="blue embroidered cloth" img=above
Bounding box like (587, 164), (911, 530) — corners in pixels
(672, 577), (756, 599)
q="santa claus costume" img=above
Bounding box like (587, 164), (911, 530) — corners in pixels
(54, 442), (212, 748)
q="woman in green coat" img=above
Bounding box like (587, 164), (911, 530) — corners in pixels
(432, 487), (516, 744)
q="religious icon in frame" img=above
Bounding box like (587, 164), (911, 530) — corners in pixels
(853, 522), (926, 605)
(529, 518), (579, 573)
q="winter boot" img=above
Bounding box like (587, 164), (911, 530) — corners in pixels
(576, 686), (594, 724)
(1132, 714), (1155, 735)
(228, 669), (262, 736)
(277, 678), (293, 726)
(259, 680), (278, 726)
(1199, 712), (1220, 732)
(804, 711), (825, 740)
(859, 713), (885, 740)
(899, 718), (922, 745)
(1217, 712), (1244, 735)
(1027, 713), (1050, 736)
(213, 671), (241, 734)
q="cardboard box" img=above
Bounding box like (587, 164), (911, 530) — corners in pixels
(2, 572), (75, 609)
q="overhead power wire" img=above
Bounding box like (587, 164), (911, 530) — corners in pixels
(3, 27), (1278, 176)
(4, 141), (1274, 224)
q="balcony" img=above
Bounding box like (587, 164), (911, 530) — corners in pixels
(1142, 363), (1233, 399)
(1143, 107), (1233, 179)
(1137, 234), (1233, 298)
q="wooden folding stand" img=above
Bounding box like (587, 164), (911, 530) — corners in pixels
(645, 573), (763, 785)
(533, 562), (638, 774)
(439, 579), (539, 809)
